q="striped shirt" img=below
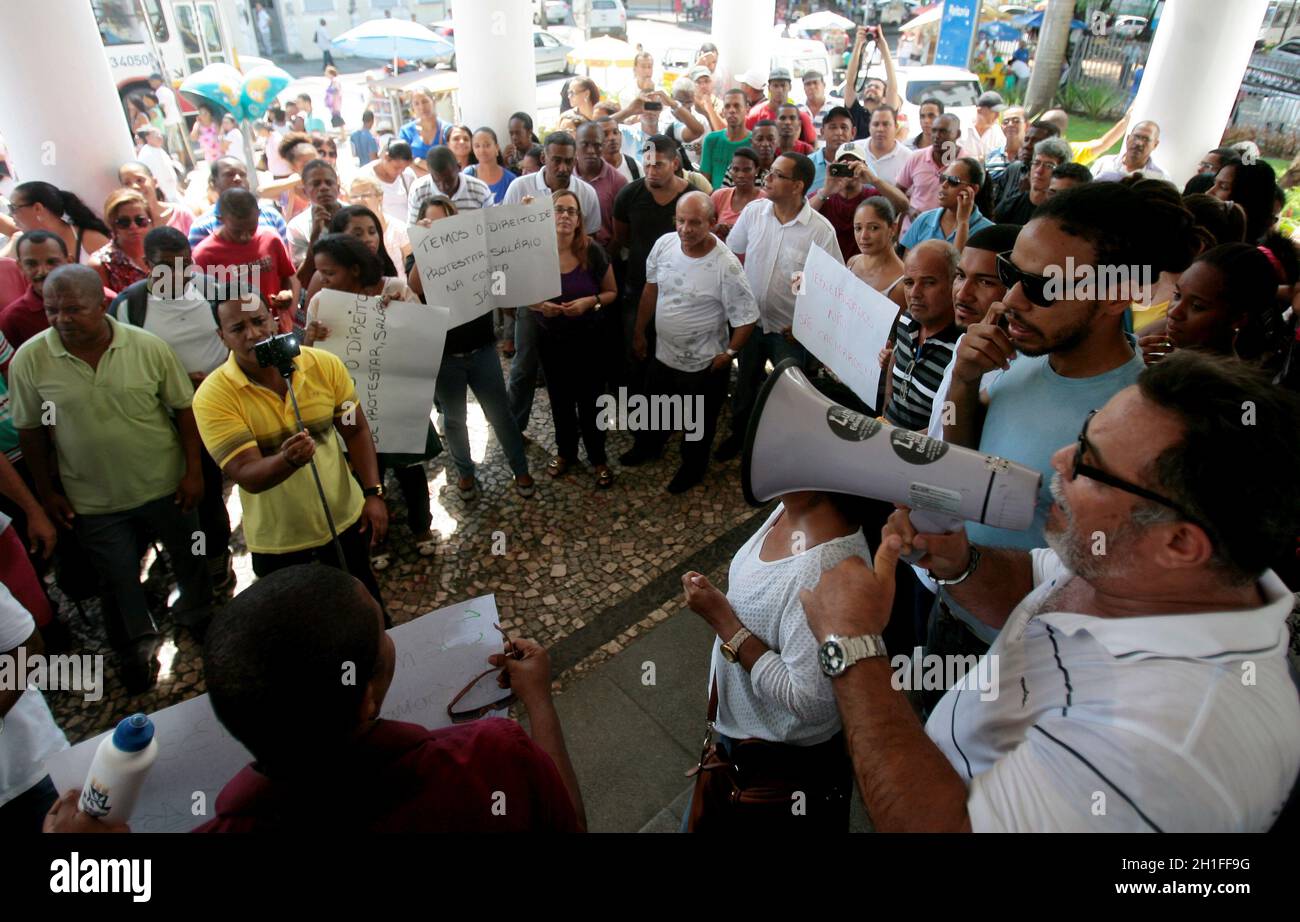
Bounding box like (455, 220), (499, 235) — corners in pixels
(884, 314), (960, 431)
(406, 172), (494, 224)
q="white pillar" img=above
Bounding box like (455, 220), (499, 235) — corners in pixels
(452, 0), (536, 134)
(711, 0), (777, 93)
(0, 0), (134, 210)
(1132, 0), (1269, 188)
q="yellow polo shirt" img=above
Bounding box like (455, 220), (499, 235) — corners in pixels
(8, 318), (193, 515)
(192, 347), (363, 554)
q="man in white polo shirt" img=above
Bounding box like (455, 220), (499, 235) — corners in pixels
(622, 192), (757, 493)
(500, 131), (601, 234)
(802, 351), (1300, 832)
(715, 151), (842, 461)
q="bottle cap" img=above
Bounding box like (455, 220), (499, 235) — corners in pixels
(112, 713), (156, 753)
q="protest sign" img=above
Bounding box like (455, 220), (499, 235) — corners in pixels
(46, 596), (509, 833)
(793, 245), (900, 410)
(311, 289), (449, 454)
(409, 199), (560, 324)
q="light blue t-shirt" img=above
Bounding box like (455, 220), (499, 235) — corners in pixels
(900, 206), (993, 249)
(947, 343), (1145, 642)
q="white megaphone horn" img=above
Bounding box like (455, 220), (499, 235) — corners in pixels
(741, 361), (1041, 536)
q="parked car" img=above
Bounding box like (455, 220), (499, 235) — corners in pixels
(1113, 15), (1149, 38)
(998, 3), (1034, 15)
(544, 0), (571, 24)
(442, 28), (572, 76)
(589, 0), (628, 40)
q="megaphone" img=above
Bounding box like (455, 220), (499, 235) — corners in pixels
(742, 361), (1040, 535)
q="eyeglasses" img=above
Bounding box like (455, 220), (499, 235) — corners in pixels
(7, 201), (32, 217)
(996, 250), (1059, 308)
(553, 206), (579, 217)
(938, 173), (966, 187)
(114, 215), (152, 229)
(766, 168), (794, 182)
(1072, 409), (1208, 532)
(446, 624), (519, 723)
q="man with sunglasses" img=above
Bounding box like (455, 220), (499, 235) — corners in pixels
(801, 350), (1300, 831)
(900, 157), (993, 252)
(940, 182), (1152, 652)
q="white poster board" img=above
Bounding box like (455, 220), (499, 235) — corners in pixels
(311, 290), (449, 455)
(45, 595), (509, 833)
(409, 199), (561, 324)
(793, 245), (901, 411)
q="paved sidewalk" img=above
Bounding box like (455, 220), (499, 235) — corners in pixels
(528, 601), (871, 833)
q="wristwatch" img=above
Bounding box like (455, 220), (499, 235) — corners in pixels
(818, 633), (887, 678)
(362, 484), (385, 499)
(720, 626), (753, 663)
(725, 347), (738, 358)
(932, 545), (981, 587)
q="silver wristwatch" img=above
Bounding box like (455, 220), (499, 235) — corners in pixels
(818, 634), (887, 678)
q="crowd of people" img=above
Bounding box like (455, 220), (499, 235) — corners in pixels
(1, 23), (1299, 836)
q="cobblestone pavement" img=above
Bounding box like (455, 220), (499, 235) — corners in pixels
(47, 355), (768, 744)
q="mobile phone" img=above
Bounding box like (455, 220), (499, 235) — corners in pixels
(644, 101), (663, 111)
(829, 162), (854, 177)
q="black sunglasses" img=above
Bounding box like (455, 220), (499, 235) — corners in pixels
(996, 250), (1057, 307)
(114, 215), (152, 229)
(1073, 410), (1209, 535)
(938, 173), (966, 187)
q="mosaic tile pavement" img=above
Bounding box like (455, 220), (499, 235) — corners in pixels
(45, 356), (768, 743)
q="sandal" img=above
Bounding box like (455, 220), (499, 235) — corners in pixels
(372, 548), (393, 571)
(457, 476), (477, 501)
(547, 456), (570, 478)
(515, 474), (536, 497)
(594, 465), (614, 489)
(416, 538), (438, 556)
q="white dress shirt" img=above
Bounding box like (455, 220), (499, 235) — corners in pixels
(501, 170), (602, 236)
(926, 548), (1300, 832)
(846, 138), (914, 186)
(726, 198), (844, 333)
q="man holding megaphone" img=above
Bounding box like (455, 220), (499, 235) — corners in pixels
(796, 352), (1300, 832)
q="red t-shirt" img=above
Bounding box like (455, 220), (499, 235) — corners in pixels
(193, 717), (582, 833)
(192, 228), (296, 332)
(0, 285), (115, 350)
(778, 140), (814, 156)
(815, 185), (881, 265)
(0, 258), (26, 309)
(745, 100), (816, 145)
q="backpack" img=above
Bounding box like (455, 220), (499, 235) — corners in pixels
(111, 279), (151, 328)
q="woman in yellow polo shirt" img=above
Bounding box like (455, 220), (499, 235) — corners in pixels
(193, 292), (389, 617)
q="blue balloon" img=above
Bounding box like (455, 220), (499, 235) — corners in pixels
(238, 65), (293, 121)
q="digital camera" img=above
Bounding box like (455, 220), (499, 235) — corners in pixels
(253, 332), (301, 373)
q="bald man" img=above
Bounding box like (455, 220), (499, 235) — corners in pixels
(882, 240), (960, 431)
(9, 265), (212, 694)
(621, 191), (759, 493)
(1090, 120), (1165, 181)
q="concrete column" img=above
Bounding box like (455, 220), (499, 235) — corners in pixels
(711, 0), (777, 92)
(0, 0), (134, 211)
(451, 0), (537, 134)
(1132, 0), (1269, 187)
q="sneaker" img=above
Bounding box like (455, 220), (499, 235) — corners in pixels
(120, 636), (161, 696)
(515, 474), (536, 497)
(666, 466), (706, 494)
(714, 433), (743, 462)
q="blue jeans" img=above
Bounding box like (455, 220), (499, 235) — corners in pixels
(74, 493), (213, 642)
(437, 343), (530, 480)
(0, 775), (58, 834)
(507, 306), (540, 434)
(727, 330), (810, 438)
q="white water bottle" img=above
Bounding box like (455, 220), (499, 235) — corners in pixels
(79, 713), (158, 824)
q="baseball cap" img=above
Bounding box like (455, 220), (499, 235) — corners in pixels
(768, 67), (793, 83)
(737, 67), (769, 88)
(802, 70), (825, 83)
(686, 65), (711, 81)
(836, 148), (866, 162)
(976, 91), (1007, 111)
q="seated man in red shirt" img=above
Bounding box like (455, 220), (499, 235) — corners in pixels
(45, 563), (587, 833)
(192, 189), (299, 333)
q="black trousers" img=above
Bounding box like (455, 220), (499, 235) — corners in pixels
(377, 455), (432, 535)
(634, 358), (728, 474)
(250, 516), (385, 618)
(198, 445), (232, 570)
(537, 322), (608, 465)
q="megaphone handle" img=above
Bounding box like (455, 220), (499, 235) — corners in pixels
(900, 510), (964, 565)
